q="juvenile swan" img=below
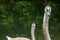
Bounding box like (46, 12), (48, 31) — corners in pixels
(6, 23), (36, 40)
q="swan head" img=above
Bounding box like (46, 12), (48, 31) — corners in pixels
(32, 23), (35, 30)
(44, 5), (51, 17)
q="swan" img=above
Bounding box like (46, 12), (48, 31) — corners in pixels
(6, 23), (35, 40)
(43, 5), (51, 40)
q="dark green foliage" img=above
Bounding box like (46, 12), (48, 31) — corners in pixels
(0, 0), (60, 40)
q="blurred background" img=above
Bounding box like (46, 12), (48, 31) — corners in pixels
(0, 0), (60, 40)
